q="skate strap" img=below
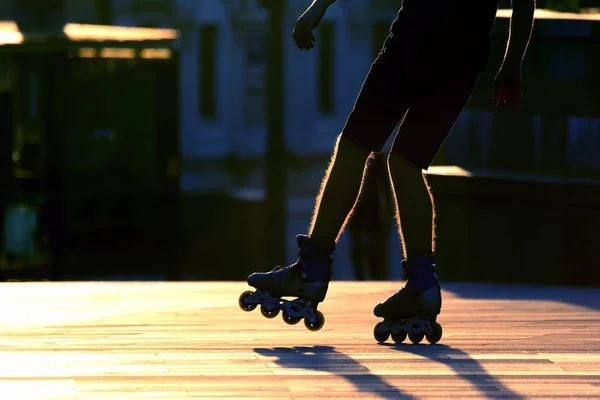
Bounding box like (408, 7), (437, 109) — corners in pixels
(402, 258), (437, 278)
(296, 234), (335, 259)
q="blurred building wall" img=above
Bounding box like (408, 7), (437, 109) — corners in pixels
(59, 0), (600, 281)
(167, 1), (600, 280)
(171, 0), (400, 194)
(0, 1), (13, 20)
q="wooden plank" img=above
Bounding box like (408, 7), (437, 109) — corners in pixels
(0, 281), (599, 399)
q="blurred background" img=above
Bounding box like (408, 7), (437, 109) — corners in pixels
(0, 0), (599, 285)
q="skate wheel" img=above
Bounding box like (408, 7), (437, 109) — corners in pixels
(304, 310), (325, 331)
(282, 311), (301, 325)
(426, 322), (443, 344)
(391, 331), (407, 344)
(373, 322), (390, 343)
(238, 291), (257, 312)
(408, 332), (425, 344)
(260, 303), (280, 318)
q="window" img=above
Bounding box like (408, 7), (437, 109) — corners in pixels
(198, 24), (219, 119)
(318, 21), (335, 114)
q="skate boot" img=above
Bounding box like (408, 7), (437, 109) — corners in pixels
(373, 253), (443, 344)
(238, 235), (335, 331)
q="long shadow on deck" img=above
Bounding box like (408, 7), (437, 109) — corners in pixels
(254, 346), (413, 399)
(385, 343), (526, 399)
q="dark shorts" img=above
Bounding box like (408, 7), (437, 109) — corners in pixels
(340, 40), (479, 170)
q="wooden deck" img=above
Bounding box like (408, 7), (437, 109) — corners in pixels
(2, 281), (600, 399)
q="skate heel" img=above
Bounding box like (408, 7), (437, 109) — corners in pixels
(418, 286), (442, 316)
(299, 280), (330, 303)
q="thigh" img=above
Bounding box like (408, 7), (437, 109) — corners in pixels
(390, 79), (477, 170)
(340, 52), (414, 153)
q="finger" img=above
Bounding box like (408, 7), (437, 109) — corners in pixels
(500, 94), (512, 108)
(294, 36), (310, 50)
(495, 88), (506, 108)
(293, 31), (302, 48)
(503, 87), (518, 104)
(510, 90), (521, 107)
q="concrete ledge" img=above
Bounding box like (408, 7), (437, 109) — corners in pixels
(495, 9), (600, 37)
(426, 166), (600, 285)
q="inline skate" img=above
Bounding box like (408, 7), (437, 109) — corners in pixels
(373, 255), (443, 344)
(238, 235), (334, 331)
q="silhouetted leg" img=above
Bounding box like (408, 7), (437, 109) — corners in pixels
(388, 84), (475, 259)
(308, 137), (372, 243)
(373, 82), (476, 340)
(352, 231), (368, 281)
(244, 34), (411, 320)
(368, 226), (389, 280)
(308, 54), (411, 244)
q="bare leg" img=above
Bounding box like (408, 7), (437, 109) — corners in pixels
(308, 136), (372, 243)
(373, 88), (474, 325)
(388, 88), (474, 259)
(387, 154), (435, 257)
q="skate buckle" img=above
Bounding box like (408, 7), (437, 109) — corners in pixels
(405, 319), (433, 335)
(280, 299), (316, 322)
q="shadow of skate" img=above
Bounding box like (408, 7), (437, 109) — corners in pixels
(444, 282), (600, 311)
(385, 343), (526, 399)
(253, 345), (413, 399)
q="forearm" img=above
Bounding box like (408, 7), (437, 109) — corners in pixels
(503, 0), (536, 69)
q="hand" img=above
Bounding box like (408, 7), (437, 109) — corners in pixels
(293, 1), (327, 50)
(493, 65), (522, 108)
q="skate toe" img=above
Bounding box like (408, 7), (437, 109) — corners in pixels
(247, 272), (265, 287)
(373, 302), (387, 318)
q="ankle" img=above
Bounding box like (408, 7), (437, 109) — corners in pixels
(406, 249), (435, 263)
(306, 234), (336, 250)
(298, 234), (336, 258)
(403, 253), (438, 280)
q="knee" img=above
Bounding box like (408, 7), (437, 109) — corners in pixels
(337, 134), (373, 161)
(387, 152), (411, 171)
(339, 123), (385, 154)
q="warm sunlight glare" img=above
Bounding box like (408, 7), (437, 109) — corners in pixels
(100, 48), (136, 58)
(77, 47), (96, 58)
(496, 9), (600, 20)
(427, 166), (473, 177)
(140, 48), (172, 59)
(64, 24), (179, 42)
(0, 21), (23, 45)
